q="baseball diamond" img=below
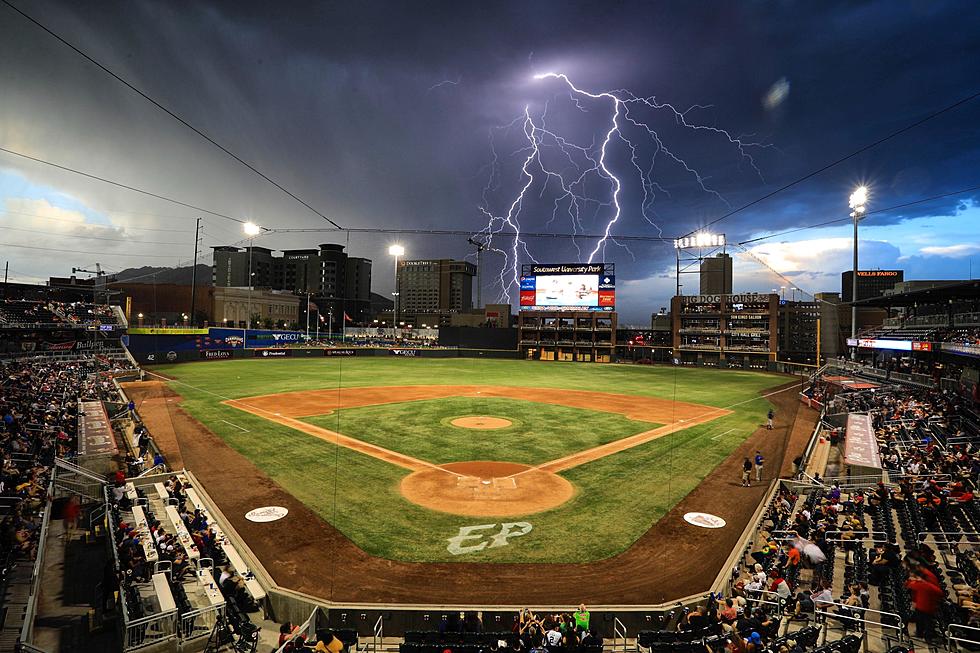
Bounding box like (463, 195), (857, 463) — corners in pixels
(121, 357), (801, 604)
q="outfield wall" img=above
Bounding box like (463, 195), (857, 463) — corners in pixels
(133, 345), (519, 364)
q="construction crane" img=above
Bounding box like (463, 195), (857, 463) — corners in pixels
(467, 236), (487, 309)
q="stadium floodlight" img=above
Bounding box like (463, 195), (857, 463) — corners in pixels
(848, 185), (870, 355)
(389, 245), (405, 325)
(673, 233), (725, 249)
(849, 186), (868, 216)
(243, 221), (262, 236)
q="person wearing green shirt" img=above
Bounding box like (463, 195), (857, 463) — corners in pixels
(573, 604), (590, 632)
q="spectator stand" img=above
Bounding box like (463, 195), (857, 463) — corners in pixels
(103, 469), (267, 652)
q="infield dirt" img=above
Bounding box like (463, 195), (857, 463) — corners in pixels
(122, 377), (806, 605)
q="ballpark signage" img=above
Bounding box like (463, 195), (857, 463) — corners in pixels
(446, 522), (532, 555)
(680, 292), (772, 305)
(856, 270), (901, 277)
(683, 512), (727, 529)
(844, 413), (881, 470)
(519, 262), (615, 311)
(201, 349), (233, 360)
(245, 506), (289, 523)
(390, 349), (418, 357)
(324, 348), (356, 357)
(254, 349), (291, 358)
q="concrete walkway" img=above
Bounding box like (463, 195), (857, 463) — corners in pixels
(32, 517), (119, 653)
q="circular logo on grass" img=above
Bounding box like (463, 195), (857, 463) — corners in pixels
(245, 506), (289, 523)
(683, 512), (726, 529)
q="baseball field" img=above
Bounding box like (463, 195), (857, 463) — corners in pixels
(128, 358), (791, 569)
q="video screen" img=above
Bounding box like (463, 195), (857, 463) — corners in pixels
(519, 263), (615, 311)
(534, 274), (600, 306)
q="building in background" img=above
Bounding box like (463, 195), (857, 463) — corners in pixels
(671, 292), (778, 369)
(212, 287), (300, 328)
(700, 253), (733, 295)
(518, 311), (617, 362)
(114, 283), (215, 326)
(841, 269), (903, 302)
(814, 292), (845, 360)
(211, 243), (373, 323)
(388, 259), (476, 325)
(776, 300), (820, 363)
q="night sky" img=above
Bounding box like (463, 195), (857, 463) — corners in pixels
(1, 0), (978, 323)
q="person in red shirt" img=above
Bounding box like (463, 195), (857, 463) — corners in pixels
(906, 570), (944, 642)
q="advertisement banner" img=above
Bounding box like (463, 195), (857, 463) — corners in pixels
(254, 349), (292, 358)
(942, 342), (980, 358)
(200, 350), (233, 360)
(324, 348), (356, 357)
(389, 348), (418, 357)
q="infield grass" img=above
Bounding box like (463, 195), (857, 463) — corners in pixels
(150, 358), (788, 562)
(302, 397), (658, 465)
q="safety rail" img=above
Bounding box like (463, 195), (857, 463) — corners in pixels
(948, 623), (980, 651)
(136, 464), (166, 478)
(179, 604), (225, 642)
(814, 602), (905, 648)
(124, 610), (179, 651)
(612, 617), (628, 653)
(916, 531), (980, 545)
(16, 475), (55, 649)
(370, 614), (384, 653)
(54, 457), (107, 483)
(823, 530), (890, 543)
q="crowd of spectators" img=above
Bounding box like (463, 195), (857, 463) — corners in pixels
(1, 358), (120, 611)
(730, 375), (980, 649)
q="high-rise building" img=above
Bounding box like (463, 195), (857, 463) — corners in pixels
(841, 269), (903, 302)
(700, 253), (733, 295)
(396, 259), (475, 316)
(211, 243), (373, 323)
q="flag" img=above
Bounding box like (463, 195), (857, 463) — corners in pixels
(344, 312), (352, 322)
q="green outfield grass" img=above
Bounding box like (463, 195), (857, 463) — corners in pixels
(303, 397), (658, 465)
(150, 358), (788, 562)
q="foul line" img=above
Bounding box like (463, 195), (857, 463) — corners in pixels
(220, 419), (250, 433)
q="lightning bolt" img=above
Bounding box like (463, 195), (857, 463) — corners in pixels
(476, 71), (767, 301)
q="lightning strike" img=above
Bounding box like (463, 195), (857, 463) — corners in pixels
(476, 71), (766, 302)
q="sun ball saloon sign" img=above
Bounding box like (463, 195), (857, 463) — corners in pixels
(245, 506), (289, 523)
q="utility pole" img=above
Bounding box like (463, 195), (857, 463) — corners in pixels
(189, 218), (200, 326)
(3, 261), (7, 299)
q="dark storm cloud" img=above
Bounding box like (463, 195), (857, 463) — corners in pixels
(1, 0), (978, 321)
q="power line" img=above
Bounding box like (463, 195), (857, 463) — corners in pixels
(682, 88), (980, 238)
(0, 146), (246, 224)
(737, 183), (980, 245)
(1, 0), (344, 230)
(0, 207), (193, 232)
(0, 241), (181, 258)
(0, 223), (188, 246)
(268, 226), (674, 242)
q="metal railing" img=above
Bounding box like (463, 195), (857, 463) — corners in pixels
(370, 614), (384, 653)
(612, 617), (628, 653)
(948, 623), (980, 651)
(124, 610), (179, 651)
(179, 604), (225, 642)
(17, 476), (55, 648)
(917, 531), (980, 546)
(814, 601), (905, 648)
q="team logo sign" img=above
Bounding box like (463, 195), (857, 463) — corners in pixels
(683, 512), (726, 529)
(245, 506), (289, 522)
(446, 522), (532, 555)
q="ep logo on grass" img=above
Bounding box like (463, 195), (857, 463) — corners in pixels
(447, 522), (532, 555)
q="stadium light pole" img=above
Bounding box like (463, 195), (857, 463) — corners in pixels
(848, 186), (868, 359)
(243, 222), (262, 330)
(388, 244), (405, 329)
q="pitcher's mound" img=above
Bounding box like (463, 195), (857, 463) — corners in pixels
(450, 416), (513, 429)
(400, 461), (574, 517)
